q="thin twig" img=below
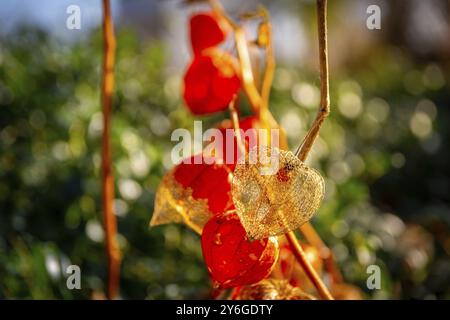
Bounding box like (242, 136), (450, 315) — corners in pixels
(286, 232), (334, 300)
(259, 9), (275, 113)
(300, 223), (343, 284)
(209, 0), (262, 113)
(101, 0), (120, 300)
(209, 0), (238, 29)
(295, 0), (330, 161)
(234, 27), (263, 113)
(257, 8), (279, 147)
(210, 0), (286, 152)
(228, 95), (246, 156)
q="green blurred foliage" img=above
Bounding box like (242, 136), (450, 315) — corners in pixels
(0, 24), (449, 299)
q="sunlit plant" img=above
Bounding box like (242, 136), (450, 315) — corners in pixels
(148, 0), (364, 300)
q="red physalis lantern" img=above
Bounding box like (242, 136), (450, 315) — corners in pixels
(189, 12), (229, 55)
(183, 49), (241, 115)
(150, 154), (234, 234)
(201, 212), (279, 288)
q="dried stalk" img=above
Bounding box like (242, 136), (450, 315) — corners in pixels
(209, 0), (261, 113)
(228, 96), (247, 157)
(259, 9), (275, 114)
(286, 231), (333, 300)
(234, 27), (263, 113)
(300, 222), (343, 284)
(101, 0), (120, 300)
(295, 0), (330, 161)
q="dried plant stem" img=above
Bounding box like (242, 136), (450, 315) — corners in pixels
(209, 0), (286, 149)
(286, 232), (333, 300)
(234, 28), (263, 113)
(300, 223), (343, 284)
(228, 96), (247, 157)
(209, 0), (238, 29)
(209, 0), (261, 113)
(234, 22), (286, 149)
(101, 0), (120, 300)
(260, 12), (275, 113)
(295, 0), (330, 161)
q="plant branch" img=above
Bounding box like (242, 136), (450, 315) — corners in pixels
(228, 95), (247, 156)
(286, 232), (334, 300)
(300, 223), (343, 284)
(234, 27), (263, 113)
(295, 0), (330, 161)
(209, 0), (238, 29)
(209, 0), (262, 113)
(101, 0), (120, 300)
(259, 8), (275, 113)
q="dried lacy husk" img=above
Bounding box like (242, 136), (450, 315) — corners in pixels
(237, 279), (317, 300)
(150, 154), (233, 233)
(150, 169), (211, 234)
(232, 146), (325, 239)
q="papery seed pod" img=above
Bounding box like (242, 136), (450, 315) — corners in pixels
(201, 212), (279, 288)
(271, 241), (323, 290)
(150, 154), (233, 233)
(231, 146), (325, 239)
(183, 49), (240, 115)
(189, 12), (229, 55)
(236, 279), (316, 300)
(331, 283), (365, 300)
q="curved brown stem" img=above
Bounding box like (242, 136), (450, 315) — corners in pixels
(209, 0), (238, 29)
(300, 223), (343, 285)
(228, 96), (247, 156)
(209, 0), (262, 114)
(234, 27), (263, 113)
(101, 0), (120, 300)
(259, 9), (275, 114)
(286, 232), (333, 300)
(295, 0), (330, 161)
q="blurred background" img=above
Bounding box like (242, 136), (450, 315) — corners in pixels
(0, 0), (449, 299)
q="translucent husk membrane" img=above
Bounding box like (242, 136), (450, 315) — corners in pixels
(232, 146), (325, 239)
(150, 169), (211, 234)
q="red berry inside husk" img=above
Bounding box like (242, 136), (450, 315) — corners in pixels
(201, 212), (279, 288)
(183, 49), (240, 115)
(189, 12), (228, 55)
